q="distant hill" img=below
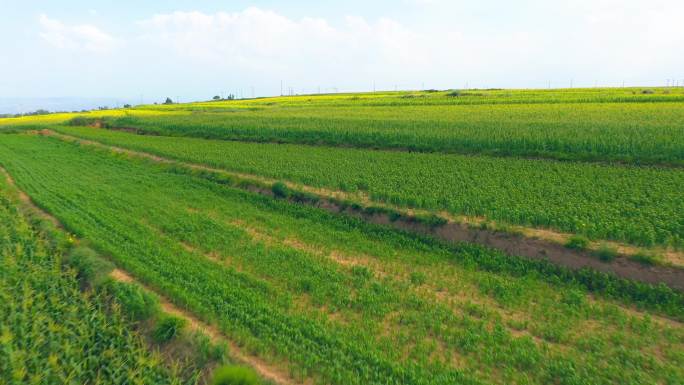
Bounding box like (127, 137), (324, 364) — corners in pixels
(0, 97), (136, 115)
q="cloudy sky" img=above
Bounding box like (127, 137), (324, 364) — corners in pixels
(1, 0), (683, 102)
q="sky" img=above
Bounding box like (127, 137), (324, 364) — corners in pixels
(1, 0), (683, 107)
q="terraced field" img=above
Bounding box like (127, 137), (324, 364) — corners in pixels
(1, 88), (683, 385)
(55, 125), (684, 249)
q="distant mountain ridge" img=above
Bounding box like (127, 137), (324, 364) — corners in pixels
(0, 97), (136, 115)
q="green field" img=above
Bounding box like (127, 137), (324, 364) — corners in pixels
(0, 173), (193, 385)
(87, 89), (684, 166)
(3, 89), (684, 165)
(0, 134), (682, 385)
(56, 125), (684, 248)
(1, 88), (683, 385)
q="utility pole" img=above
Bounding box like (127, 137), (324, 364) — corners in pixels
(570, 79), (573, 88)
(280, 81), (283, 96)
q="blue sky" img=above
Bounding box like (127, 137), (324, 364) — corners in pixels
(1, 0), (683, 103)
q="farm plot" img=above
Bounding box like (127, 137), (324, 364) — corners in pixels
(56, 126), (684, 249)
(0, 171), (192, 385)
(0, 134), (682, 385)
(3, 88), (684, 165)
(94, 94), (684, 165)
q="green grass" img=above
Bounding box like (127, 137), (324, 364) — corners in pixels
(0, 175), (192, 385)
(211, 365), (258, 385)
(55, 125), (684, 248)
(0, 134), (682, 385)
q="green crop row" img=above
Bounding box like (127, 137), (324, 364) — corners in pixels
(0, 134), (682, 385)
(0, 175), (191, 385)
(3, 88), (684, 164)
(56, 126), (684, 248)
(89, 98), (684, 165)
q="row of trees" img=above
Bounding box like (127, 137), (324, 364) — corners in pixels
(2, 95), (234, 118)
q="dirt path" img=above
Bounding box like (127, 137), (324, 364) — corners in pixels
(37, 130), (684, 290)
(109, 269), (300, 385)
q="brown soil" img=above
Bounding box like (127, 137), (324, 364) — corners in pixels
(327, 202), (684, 290)
(35, 130), (684, 290)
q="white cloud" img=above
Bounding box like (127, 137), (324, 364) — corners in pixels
(38, 14), (120, 54)
(19, 3), (684, 98)
(134, 7), (552, 88)
(137, 8), (425, 72)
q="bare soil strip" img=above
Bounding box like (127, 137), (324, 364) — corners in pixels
(227, 219), (682, 328)
(39, 129), (684, 290)
(0, 164), (299, 385)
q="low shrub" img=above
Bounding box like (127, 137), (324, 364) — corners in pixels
(211, 365), (258, 385)
(102, 280), (160, 321)
(153, 315), (186, 343)
(595, 243), (618, 262)
(271, 182), (289, 198)
(67, 116), (99, 127)
(290, 190), (319, 204)
(630, 251), (660, 266)
(565, 235), (589, 250)
(65, 246), (114, 286)
(415, 214), (448, 228)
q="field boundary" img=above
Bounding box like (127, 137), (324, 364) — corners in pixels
(37, 129), (684, 290)
(0, 163), (300, 385)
